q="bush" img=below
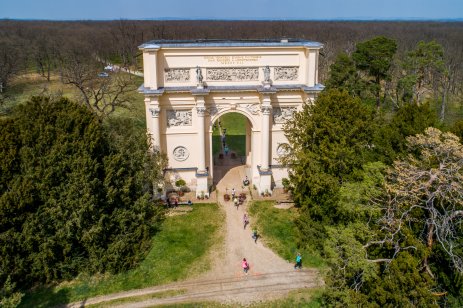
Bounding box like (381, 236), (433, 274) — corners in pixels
(175, 179), (186, 188)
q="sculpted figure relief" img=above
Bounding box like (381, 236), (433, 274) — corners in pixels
(263, 65), (271, 82)
(173, 146), (189, 161)
(206, 68), (258, 81)
(207, 106), (226, 116)
(167, 110), (192, 127)
(276, 143), (290, 156)
(274, 67), (299, 81)
(165, 68), (190, 82)
(273, 107), (297, 124)
(244, 103), (260, 115)
(196, 66), (203, 84)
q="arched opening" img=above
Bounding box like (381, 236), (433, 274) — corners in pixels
(210, 112), (253, 186)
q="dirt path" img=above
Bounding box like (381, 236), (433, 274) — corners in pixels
(66, 165), (321, 307)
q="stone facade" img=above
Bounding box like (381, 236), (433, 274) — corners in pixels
(139, 39), (323, 196)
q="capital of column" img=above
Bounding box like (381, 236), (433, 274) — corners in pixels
(149, 106), (161, 118)
(261, 105), (272, 115)
(196, 106), (206, 117)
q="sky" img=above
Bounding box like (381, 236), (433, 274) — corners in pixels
(1, 0), (462, 20)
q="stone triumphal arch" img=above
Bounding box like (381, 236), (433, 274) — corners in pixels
(139, 39), (323, 196)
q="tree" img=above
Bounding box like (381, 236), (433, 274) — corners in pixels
(59, 47), (136, 117)
(282, 89), (375, 247)
(451, 120), (463, 142)
(352, 36), (397, 109)
(380, 127), (463, 274)
(324, 52), (365, 97)
(0, 276), (23, 308)
(0, 38), (23, 93)
(372, 102), (439, 164)
(0, 96), (165, 291)
(401, 40), (445, 104)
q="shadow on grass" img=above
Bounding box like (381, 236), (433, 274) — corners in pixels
(20, 287), (72, 308)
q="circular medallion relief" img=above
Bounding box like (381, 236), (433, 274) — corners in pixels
(173, 146), (189, 161)
(276, 143), (290, 156)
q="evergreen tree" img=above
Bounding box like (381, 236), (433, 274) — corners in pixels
(352, 36), (397, 109)
(282, 89), (374, 247)
(0, 96), (165, 293)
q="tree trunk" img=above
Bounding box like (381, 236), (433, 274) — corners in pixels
(440, 90), (446, 122)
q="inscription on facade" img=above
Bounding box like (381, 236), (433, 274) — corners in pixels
(204, 55), (261, 65)
(206, 67), (259, 81)
(167, 110), (192, 127)
(274, 67), (299, 81)
(165, 68), (190, 82)
(273, 107), (297, 124)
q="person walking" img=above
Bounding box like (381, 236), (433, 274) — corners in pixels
(231, 188), (236, 199)
(234, 196), (239, 209)
(252, 228), (258, 243)
(294, 253), (302, 269)
(242, 258), (249, 275)
(243, 213), (249, 229)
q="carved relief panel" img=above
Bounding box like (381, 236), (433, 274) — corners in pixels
(273, 107), (297, 124)
(165, 68), (190, 82)
(274, 67), (299, 81)
(206, 67), (259, 81)
(167, 110), (192, 127)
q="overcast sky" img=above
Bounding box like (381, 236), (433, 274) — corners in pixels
(1, 0), (462, 20)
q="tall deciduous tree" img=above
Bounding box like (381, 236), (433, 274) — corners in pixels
(352, 36), (397, 109)
(382, 127), (463, 274)
(59, 47), (136, 118)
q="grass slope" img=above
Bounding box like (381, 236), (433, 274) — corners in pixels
(248, 201), (324, 268)
(20, 203), (224, 307)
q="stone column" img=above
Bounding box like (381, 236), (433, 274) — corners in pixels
(145, 97), (161, 151)
(196, 105), (207, 174)
(258, 95), (273, 195)
(195, 96), (208, 197)
(260, 103), (272, 171)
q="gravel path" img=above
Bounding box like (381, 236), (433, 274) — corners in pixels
(66, 165), (321, 307)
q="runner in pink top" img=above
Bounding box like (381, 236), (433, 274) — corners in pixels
(242, 258), (249, 274)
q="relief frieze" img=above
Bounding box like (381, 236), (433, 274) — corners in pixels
(206, 67), (259, 81)
(273, 107), (297, 124)
(165, 68), (190, 82)
(274, 66), (299, 81)
(167, 110), (192, 127)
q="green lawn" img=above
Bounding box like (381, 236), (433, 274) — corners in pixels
(20, 203), (224, 307)
(212, 113), (247, 156)
(248, 201), (325, 268)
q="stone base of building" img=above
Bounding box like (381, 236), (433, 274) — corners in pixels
(258, 173), (272, 196)
(195, 174), (209, 198)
